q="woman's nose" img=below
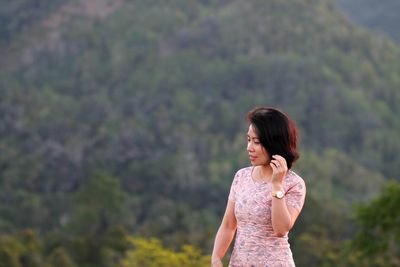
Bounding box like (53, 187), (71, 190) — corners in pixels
(247, 142), (253, 152)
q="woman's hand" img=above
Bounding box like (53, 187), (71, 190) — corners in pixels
(270, 155), (288, 186)
(211, 258), (223, 267)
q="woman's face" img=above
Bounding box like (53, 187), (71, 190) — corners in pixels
(247, 124), (270, 166)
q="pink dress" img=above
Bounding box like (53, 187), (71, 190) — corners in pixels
(228, 167), (306, 267)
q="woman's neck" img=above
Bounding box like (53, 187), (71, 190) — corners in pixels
(255, 165), (273, 182)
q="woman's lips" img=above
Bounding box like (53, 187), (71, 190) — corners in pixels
(249, 155), (257, 161)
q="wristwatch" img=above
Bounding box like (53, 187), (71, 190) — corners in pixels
(272, 190), (285, 199)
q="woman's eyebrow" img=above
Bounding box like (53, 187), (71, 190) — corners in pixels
(247, 134), (258, 139)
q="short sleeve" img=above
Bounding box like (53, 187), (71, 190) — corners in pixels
(285, 176), (306, 212)
(228, 170), (241, 202)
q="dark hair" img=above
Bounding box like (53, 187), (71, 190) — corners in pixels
(246, 107), (299, 169)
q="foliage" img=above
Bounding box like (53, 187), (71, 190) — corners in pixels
(66, 171), (129, 235)
(45, 247), (76, 267)
(0, 0), (400, 266)
(0, 230), (42, 267)
(350, 181), (400, 266)
(336, 0), (400, 42)
(0, 229), (210, 267)
(0, 0), (66, 45)
(116, 237), (210, 267)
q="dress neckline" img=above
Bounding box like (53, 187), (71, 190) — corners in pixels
(250, 166), (292, 185)
(250, 166), (270, 185)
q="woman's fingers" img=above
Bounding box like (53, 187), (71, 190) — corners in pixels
(271, 155), (287, 169)
(270, 155), (287, 183)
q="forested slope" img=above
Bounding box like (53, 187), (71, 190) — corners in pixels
(0, 0), (399, 266)
(0, 0), (66, 45)
(336, 0), (400, 42)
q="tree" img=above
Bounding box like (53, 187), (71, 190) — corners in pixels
(117, 237), (210, 267)
(350, 181), (400, 266)
(0, 229), (43, 267)
(45, 247), (76, 267)
(0, 248), (22, 267)
(66, 171), (129, 235)
(60, 171), (130, 266)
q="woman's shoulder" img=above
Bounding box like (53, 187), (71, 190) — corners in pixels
(234, 166), (253, 178)
(285, 170), (306, 187)
(231, 166), (253, 184)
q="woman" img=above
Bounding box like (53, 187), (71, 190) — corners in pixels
(211, 107), (306, 267)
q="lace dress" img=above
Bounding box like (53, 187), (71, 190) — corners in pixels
(228, 167), (306, 267)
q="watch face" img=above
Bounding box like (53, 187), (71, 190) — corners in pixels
(276, 191), (284, 198)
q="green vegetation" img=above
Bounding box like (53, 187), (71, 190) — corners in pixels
(336, 0), (400, 42)
(0, 0), (400, 266)
(350, 181), (400, 266)
(0, 0), (66, 45)
(117, 238), (209, 267)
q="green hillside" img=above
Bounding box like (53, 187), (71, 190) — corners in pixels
(0, 0), (66, 45)
(0, 0), (399, 266)
(336, 0), (400, 42)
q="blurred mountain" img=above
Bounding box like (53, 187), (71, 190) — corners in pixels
(0, 0), (66, 45)
(336, 0), (400, 42)
(0, 0), (399, 265)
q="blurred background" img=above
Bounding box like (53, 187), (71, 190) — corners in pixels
(1, 0), (399, 266)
